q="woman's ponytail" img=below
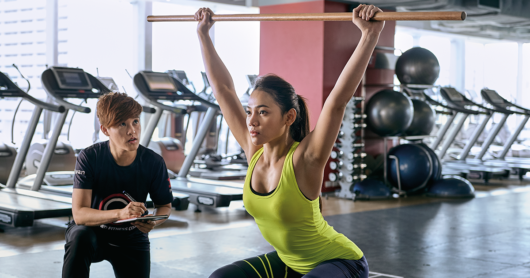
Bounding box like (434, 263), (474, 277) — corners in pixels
(291, 95), (310, 142)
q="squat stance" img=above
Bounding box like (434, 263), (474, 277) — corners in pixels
(63, 93), (173, 278)
(195, 4), (385, 278)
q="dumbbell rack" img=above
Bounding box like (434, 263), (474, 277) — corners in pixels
(329, 96), (367, 200)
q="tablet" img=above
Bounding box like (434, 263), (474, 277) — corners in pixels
(114, 215), (169, 224)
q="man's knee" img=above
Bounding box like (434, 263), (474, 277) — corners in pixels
(66, 225), (97, 250)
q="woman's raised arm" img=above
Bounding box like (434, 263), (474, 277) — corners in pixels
(298, 5), (385, 168)
(196, 8), (255, 155)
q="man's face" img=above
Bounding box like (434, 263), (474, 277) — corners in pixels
(102, 117), (141, 152)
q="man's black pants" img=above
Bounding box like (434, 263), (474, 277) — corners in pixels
(62, 222), (150, 278)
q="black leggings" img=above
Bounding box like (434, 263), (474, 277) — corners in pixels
(62, 223), (150, 278)
(210, 251), (369, 278)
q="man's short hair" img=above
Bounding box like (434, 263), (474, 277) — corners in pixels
(97, 92), (142, 128)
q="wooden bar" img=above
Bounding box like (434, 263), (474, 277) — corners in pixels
(147, 11), (466, 22)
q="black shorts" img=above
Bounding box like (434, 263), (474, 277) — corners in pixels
(210, 251), (369, 278)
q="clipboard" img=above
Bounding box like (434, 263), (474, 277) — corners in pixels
(114, 215), (169, 224)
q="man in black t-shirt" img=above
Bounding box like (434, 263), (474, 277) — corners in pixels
(63, 92), (173, 278)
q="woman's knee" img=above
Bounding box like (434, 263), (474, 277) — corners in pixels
(209, 263), (248, 278)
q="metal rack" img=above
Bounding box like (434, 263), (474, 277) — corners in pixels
(329, 96), (367, 199)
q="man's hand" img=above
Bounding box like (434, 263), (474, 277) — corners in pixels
(352, 4), (385, 36)
(132, 215), (156, 233)
(118, 202), (146, 220)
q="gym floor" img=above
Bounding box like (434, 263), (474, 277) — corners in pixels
(1, 178), (529, 278)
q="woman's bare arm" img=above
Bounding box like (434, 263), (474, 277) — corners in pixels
(196, 8), (259, 156)
(296, 5), (385, 198)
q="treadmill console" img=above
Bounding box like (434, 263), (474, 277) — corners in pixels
(0, 72), (24, 97)
(482, 89), (505, 104)
(43, 67), (108, 99)
(134, 71), (220, 109)
(51, 67), (92, 90)
(167, 70), (190, 86)
(442, 87), (465, 102)
(140, 72), (177, 92)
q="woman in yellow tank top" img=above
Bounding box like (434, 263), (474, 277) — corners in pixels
(195, 4), (385, 278)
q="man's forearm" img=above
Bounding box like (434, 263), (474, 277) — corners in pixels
(74, 207), (120, 226)
(153, 205), (171, 226)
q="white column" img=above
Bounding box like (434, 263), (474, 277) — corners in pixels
(412, 34), (421, 47)
(516, 42), (524, 105)
(133, 0), (152, 72)
(46, 0), (58, 67)
(451, 38), (465, 92)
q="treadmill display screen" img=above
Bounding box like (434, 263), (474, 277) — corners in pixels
(443, 88), (464, 102)
(482, 89), (504, 104)
(52, 68), (92, 90)
(142, 72), (177, 92)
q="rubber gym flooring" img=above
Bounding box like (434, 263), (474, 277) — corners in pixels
(1, 179), (529, 278)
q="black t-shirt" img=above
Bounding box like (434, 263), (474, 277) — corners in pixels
(74, 141), (173, 251)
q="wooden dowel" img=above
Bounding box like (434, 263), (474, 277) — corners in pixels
(147, 11), (466, 22)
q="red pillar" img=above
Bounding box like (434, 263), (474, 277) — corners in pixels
(260, 1), (396, 190)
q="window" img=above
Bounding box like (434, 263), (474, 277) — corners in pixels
(152, 1), (259, 154)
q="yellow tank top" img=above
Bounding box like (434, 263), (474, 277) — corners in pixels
(243, 142), (363, 274)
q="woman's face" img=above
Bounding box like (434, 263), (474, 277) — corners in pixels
(102, 117), (141, 152)
(246, 90), (295, 145)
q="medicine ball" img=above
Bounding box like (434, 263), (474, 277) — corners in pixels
(352, 178), (392, 200)
(387, 144), (433, 193)
(366, 90), (414, 137)
(426, 176), (475, 198)
(396, 47), (440, 85)
(404, 99), (436, 136)
(417, 143), (442, 184)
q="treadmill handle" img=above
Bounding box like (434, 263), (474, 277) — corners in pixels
(423, 94), (481, 115)
(24, 93), (66, 113)
(508, 103), (530, 114)
(53, 97), (91, 113)
(143, 106), (156, 114)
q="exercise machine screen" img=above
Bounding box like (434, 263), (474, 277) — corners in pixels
(141, 72), (177, 92)
(443, 88), (464, 102)
(51, 67), (92, 90)
(482, 89), (504, 104)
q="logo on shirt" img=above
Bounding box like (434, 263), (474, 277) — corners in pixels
(98, 193), (137, 231)
(75, 170), (85, 175)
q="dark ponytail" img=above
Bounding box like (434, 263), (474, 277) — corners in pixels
(254, 74), (310, 142)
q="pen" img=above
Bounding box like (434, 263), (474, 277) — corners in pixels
(123, 190), (148, 216)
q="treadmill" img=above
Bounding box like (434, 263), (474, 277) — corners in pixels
(15, 67), (189, 210)
(0, 71), (72, 227)
(134, 71), (243, 210)
(434, 87), (510, 183)
(476, 89), (530, 179)
(167, 70), (247, 181)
